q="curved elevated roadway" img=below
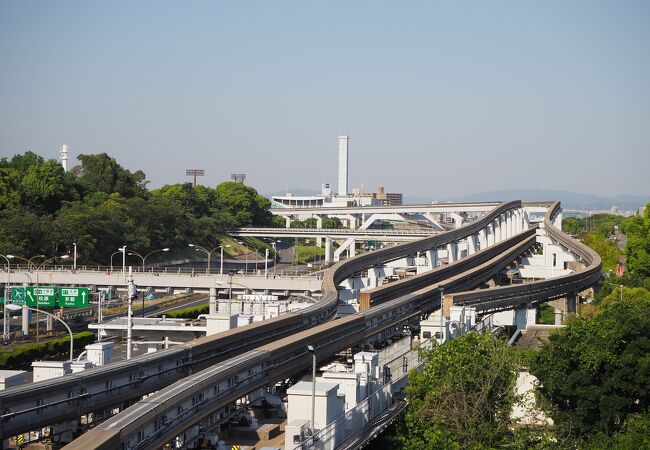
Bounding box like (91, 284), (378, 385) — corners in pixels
(62, 200), (601, 449)
(0, 201), (523, 439)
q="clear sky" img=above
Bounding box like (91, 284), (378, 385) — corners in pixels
(1, 1), (648, 199)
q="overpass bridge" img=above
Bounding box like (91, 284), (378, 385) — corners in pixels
(62, 200), (599, 449)
(0, 200), (601, 448)
(271, 201), (503, 231)
(0, 271), (322, 297)
(229, 227), (439, 240)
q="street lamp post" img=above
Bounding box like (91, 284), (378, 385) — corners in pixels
(307, 344), (317, 435)
(611, 283), (624, 302)
(128, 248), (170, 272)
(119, 245), (127, 276)
(33, 255), (70, 337)
(35, 255), (70, 286)
(110, 250), (124, 273)
(228, 270), (234, 317)
(73, 242), (77, 270)
(6, 254), (45, 271)
(189, 244), (230, 275)
(1, 254), (11, 340)
(238, 241), (250, 274)
(439, 287), (445, 345)
(269, 240), (281, 277)
(6, 304), (74, 361)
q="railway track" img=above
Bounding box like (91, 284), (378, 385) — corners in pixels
(61, 201), (601, 449)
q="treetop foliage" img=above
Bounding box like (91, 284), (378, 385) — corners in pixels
(399, 332), (521, 449)
(0, 151), (274, 265)
(530, 294), (650, 439)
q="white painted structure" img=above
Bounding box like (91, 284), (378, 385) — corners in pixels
(338, 135), (349, 196)
(59, 144), (69, 171)
(0, 370), (28, 390)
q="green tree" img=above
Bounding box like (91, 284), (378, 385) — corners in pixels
(398, 332), (520, 449)
(76, 153), (147, 198)
(623, 207), (650, 277)
(562, 217), (582, 235)
(322, 217), (343, 229)
(0, 168), (21, 210)
(20, 159), (67, 213)
(8, 151), (44, 175)
(530, 293), (650, 439)
(0, 208), (49, 257)
(214, 182), (272, 227)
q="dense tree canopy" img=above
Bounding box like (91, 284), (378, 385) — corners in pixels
(623, 207), (650, 277)
(398, 332), (521, 449)
(530, 293), (650, 439)
(0, 151), (275, 265)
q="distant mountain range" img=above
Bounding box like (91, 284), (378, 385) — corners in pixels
(448, 189), (649, 211)
(270, 188), (649, 212)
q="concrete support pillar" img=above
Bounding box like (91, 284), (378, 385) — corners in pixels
(566, 292), (578, 314)
(467, 235), (477, 255)
(499, 215), (505, 240)
(209, 287), (217, 315)
(325, 237), (333, 265)
(487, 224), (495, 246)
(446, 241), (458, 263)
(426, 248), (438, 269)
(345, 215), (357, 230)
(22, 305), (29, 336)
(554, 308), (563, 325)
(478, 228), (487, 250)
(348, 239), (356, 258)
(316, 216), (323, 247)
(522, 210), (530, 231)
(493, 220), (500, 243)
(506, 212), (513, 238)
(46, 315), (53, 332)
(285, 216), (291, 228)
(515, 209), (522, 234)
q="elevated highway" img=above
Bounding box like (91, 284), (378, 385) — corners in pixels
(63, 200), (601, 449)
(229, 226), (439, 240)
(62, 228), (540, 449)
(0, 201), (524, 440)
(0, 271), (322, 297)
(2, 200), (601, 448)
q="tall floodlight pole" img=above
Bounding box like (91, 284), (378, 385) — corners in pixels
(185, 169), (205, 186)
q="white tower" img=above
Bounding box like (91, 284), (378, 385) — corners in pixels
(338, 135), (349, 196)
(59, 144), (69, 171)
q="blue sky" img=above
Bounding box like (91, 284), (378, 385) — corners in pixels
(1, 1), (648, 198)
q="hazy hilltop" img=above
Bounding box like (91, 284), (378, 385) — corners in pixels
(399, 189), (648, 211)
(453, 189), (649, 211)
(272, 188), (649, 211)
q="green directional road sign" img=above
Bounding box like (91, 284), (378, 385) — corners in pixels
(26, 286), (56, 308)
(57, 287), (89, 308)
(11, 287), (26, 305)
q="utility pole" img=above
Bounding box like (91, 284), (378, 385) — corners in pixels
(127, 267), (135, 360)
